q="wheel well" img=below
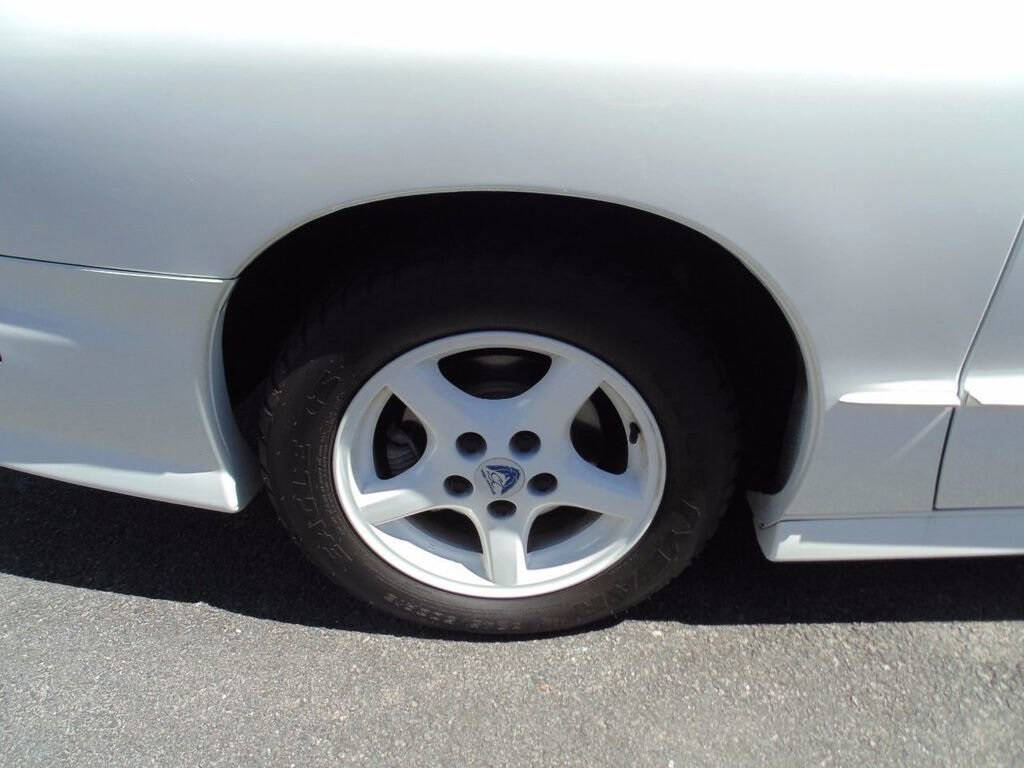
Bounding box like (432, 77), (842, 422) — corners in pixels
(223, 192), (806, 493)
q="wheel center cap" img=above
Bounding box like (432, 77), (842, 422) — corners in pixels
(477, 458), (525, 496)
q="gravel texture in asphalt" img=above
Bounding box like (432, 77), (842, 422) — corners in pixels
(1, 467), (1022, 766)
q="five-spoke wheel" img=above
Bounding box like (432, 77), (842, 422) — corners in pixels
(261, 254), (736, 633)
(333, 332), (665, 598)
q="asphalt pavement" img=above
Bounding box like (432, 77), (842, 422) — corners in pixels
(1, 467), (1022, 767)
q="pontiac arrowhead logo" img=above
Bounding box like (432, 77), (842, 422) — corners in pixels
(481, 464), (521, 496)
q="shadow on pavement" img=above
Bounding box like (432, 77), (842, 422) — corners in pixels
(2, 467), (1022, 638)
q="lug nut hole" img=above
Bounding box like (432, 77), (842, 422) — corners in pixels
(509, 430), (541, 455)
(528, 473), (558, 494)
(456, 432), (487, 457)
(444, 475), (473, 497)
(487, 500), (517, 518)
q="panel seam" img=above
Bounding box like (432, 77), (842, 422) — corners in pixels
(954, 216), (1024, 401)
(931, 406), (955, 510)
(0, 251), (225, 281)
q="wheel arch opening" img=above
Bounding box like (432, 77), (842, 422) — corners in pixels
(223, 192), (807, 494)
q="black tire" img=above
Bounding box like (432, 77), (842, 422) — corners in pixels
(259, 251), (738, 634)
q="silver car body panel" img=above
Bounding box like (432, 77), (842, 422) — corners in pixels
(2, 5), (1024, 554)
(936, 221), (1024, 510)
(759, 508), (1024, 562)
(0, 255), (258, 511)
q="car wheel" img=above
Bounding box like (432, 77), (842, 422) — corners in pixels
(259, 253), (737, 634)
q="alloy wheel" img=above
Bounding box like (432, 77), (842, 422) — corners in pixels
(332, 331), (666, 598)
